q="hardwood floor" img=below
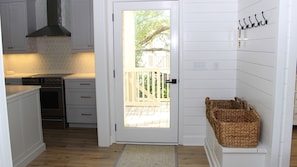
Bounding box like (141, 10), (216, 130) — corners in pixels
(291, 126), (297, 167)
(26, 126), (297, 167)
(28, 128), (210, 167)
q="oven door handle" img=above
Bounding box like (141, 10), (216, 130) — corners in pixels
(42, 118), (64, 121)
(80, 96), (92, 99)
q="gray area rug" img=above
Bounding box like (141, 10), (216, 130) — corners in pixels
(115, 145), (177, 167)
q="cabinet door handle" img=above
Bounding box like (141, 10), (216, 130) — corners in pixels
(80, 96), (91, 99)
(81, 113), (92, 116)
(80, 83), (91, 85)
(8, 46), (14, 49)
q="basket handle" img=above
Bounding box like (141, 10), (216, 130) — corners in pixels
(247, 104), (255, 111)
(205, 97), (210, 105)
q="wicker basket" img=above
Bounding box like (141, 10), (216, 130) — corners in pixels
(211, 106), (260, 148)
(205, 97), (244, 127)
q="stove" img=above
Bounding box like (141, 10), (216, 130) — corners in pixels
(22, 73), (72, 129)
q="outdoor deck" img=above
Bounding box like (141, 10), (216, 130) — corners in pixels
(124, 102), (170, 128)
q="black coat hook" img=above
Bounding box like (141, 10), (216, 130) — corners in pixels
(243, 18), (249, 29)
(254, 14), (261, 27)
(249, 16), (255, 28)
(238, 20), (244, 30)
(261, 11), (268, 25)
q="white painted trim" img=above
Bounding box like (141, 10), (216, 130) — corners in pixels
(277, 0), (297, 166)
(95, 0), (182, 145)
(0, 18), (13, 167)
(177, 0), (184, 145)
(94, 0), (112, 147)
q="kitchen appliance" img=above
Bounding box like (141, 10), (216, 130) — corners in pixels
(22, 74), (71, 129)
(26, 0), (71, 37)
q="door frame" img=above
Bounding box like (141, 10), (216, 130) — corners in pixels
(113, 1), (179, 144)
(94, 0), (181, 146)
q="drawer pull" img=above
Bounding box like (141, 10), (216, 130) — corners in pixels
(80, 96), (91, 98)
(81, 113), (92, 116)
(80, 83), (91, 86)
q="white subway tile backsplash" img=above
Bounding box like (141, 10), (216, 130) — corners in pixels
(4, 37), (95, 74)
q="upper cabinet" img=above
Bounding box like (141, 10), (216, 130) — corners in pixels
(70, 0), (94, 52)
(0, 0), (29, 53)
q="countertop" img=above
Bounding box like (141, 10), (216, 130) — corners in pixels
(5, 73), (96, 79)
(64, 73), (95, 79)
(6, 85), (41, 99)
(5, 73), (95, 79)
(5, 73), (37, 78)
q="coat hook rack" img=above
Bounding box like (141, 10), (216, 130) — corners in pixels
(243, 18), (249, 29)
(238, 20), (244, 30)
(238, 11), (268, 31)
(261, 11), (268, 25)
(249, 16), (255, 28)
(254, 14), (261, 27)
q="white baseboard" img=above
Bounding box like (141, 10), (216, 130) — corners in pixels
(181, 135), (205, 146)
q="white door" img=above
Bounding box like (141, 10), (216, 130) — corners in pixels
(114, 1), (179, 143)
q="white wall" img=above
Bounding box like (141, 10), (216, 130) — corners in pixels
(180, 0), (238, 145)
(237, 0), (278, 165)
(94, 1), (297, 166)
(0, 19), (13, 167)
(237, 0), (297, 166)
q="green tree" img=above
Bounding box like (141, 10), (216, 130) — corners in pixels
(134, 10), (170, 67)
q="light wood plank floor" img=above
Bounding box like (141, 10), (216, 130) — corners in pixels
(28, 128), (210, 167)
(291, 126), (297, 167)
(27, 127), (297, 167)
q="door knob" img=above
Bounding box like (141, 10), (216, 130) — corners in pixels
(165, 79), (177, 84)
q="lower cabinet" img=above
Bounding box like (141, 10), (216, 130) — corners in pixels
(7, 87), (45, 167)
(65, 79), (97, 128)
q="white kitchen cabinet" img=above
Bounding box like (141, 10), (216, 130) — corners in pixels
(6, 86), (45, 167)
(65, 79), (97, 127)
(70, 0), (94, 52)
(0, 0), (28, 53)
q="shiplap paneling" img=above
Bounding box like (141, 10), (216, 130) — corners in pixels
(183, 71), (236, 80)
(183, 51), (237, 60)
(180, 0), (237, 145)
(237, 0), (281, 166)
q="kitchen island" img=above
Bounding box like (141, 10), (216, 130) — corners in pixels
(6, 85), (45, 167)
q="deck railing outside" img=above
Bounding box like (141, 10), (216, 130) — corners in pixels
(124, 68), (170, 107)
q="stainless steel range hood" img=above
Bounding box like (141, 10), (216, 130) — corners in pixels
(26, 0), (71, 37)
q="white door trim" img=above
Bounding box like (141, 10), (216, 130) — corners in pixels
(113, 1), (179, 143)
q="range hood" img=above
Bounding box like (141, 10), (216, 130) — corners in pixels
(26, 0), (71, 37)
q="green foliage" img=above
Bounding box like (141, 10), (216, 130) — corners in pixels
(134, 10), (170, 67)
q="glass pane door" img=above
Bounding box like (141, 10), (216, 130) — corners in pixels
(122, 10), (171, 128)
(114, 1), (178, 143)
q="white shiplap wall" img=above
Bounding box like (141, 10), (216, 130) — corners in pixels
(237, 0), (278, 150)
(94, 0), (296, 166)
(180, 0), (237, 145)
(236, 0), (296, 166)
